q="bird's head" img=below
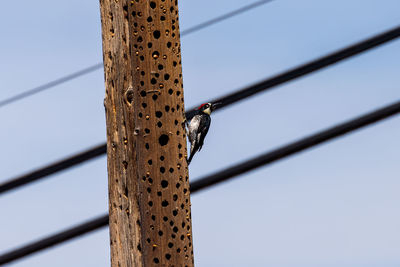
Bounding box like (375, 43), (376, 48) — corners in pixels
(197, 102), (221, 115)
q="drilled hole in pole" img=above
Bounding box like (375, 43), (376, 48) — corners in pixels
(159, 134), (169, 146)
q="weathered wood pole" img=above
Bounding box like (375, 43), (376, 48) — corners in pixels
(99, 0), (194, 266)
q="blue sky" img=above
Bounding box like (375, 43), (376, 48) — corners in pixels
(1, 0), (400, 266)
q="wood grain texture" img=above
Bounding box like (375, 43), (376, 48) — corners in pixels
(99, 0), (193, 266)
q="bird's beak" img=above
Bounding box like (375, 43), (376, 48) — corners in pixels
(211, 102), (222, 111)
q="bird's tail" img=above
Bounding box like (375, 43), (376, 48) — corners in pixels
(187, 145), (197, 165)
(187, 152), (194, 165)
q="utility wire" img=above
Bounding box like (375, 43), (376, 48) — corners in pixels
(0, 0), (273, 109)
(186, 25), (400, 118)
(180, 0), (274, 35)
(0, 63), (103, 109)
(1, 25), (399, 195)
(1, 99), (400, 265)
(0, 144), (105, 194)
(0, 215), (107, 266)
(190, 100), (400, 191)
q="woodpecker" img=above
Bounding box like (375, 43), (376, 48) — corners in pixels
(187, 102), (220, 165)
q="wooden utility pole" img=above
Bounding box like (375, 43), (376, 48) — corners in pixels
(99, 0), (194, 266)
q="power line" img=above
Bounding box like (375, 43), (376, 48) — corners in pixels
(0, 215), (107, 266)
(190, 100), (400, 192)
(1, 99), (399, 265)
(180, 0), (274, 35)
(0, 144), (106, 194)
(0, 0), (273, 109)
(187, 25), (400, 118)
(1, 25), (399, 195)
(0, 63), (103, 108)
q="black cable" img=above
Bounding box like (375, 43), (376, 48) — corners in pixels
(0, 215), (108, 266)
(186, 25), (400, 118)
(0, 0), (273, 109)
(190, 100), (400, 192)
(0, 144), (106, 194)
(180, 0), (274, 36)
(1, 99), (399, 265)
(0, 63), (103, 109)
(1, 25), (399, 195)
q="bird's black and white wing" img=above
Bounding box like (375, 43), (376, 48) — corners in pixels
(197, 115), (211, 151)
(188, 115), (201, 145)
